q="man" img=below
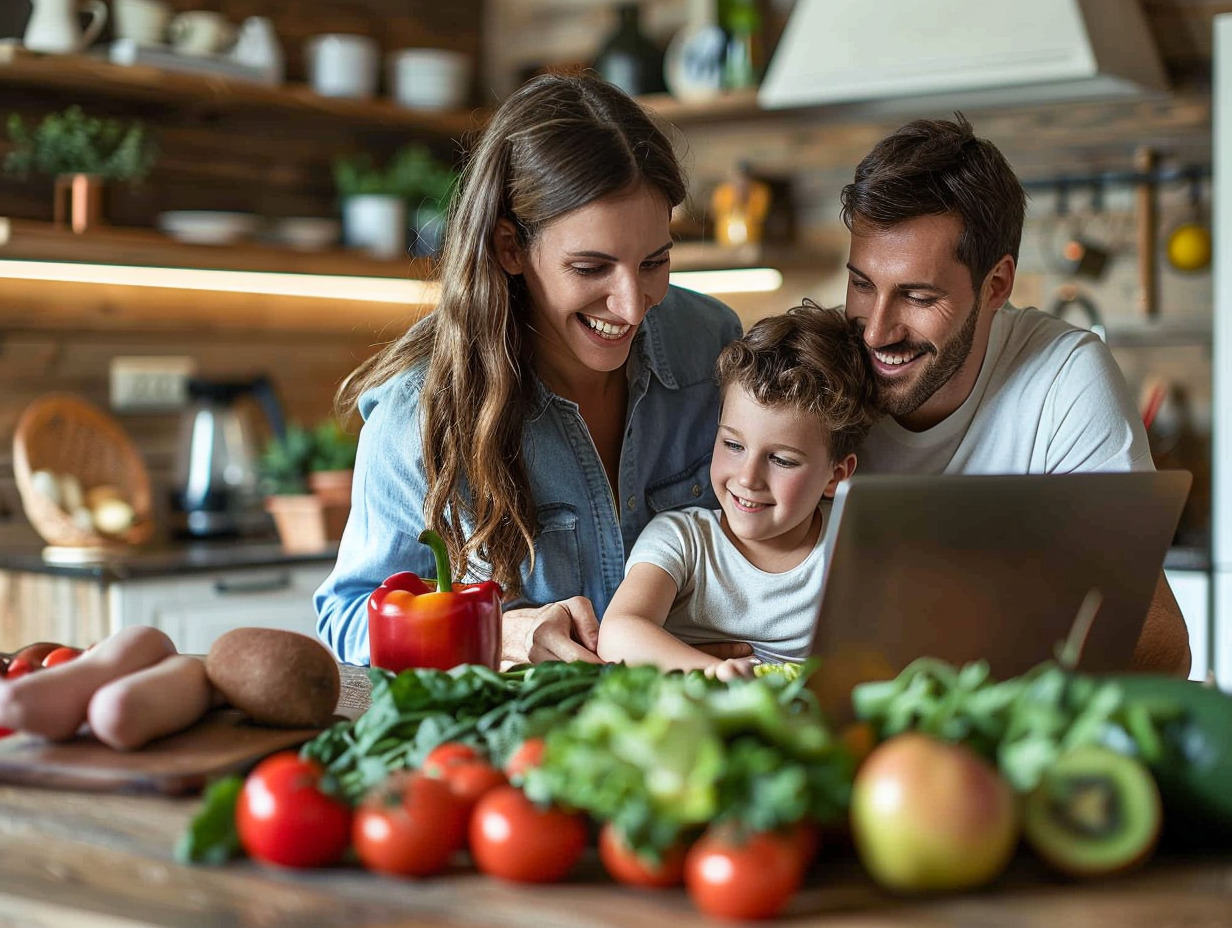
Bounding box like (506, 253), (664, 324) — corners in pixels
(841, 114), (1190, 676)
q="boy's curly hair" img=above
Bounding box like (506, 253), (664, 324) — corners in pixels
(715, 300), (879, 459)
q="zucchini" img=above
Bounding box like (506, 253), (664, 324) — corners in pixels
(1108, 675), (1232, 841)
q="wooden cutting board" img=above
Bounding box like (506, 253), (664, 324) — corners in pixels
(0, 709), (325, 796)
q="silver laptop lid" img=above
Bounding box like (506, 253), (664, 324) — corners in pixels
(808, 472), (1191, 704)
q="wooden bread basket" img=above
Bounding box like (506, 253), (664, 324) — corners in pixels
(12, 393), (154, 551)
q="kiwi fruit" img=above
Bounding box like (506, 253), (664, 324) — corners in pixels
(1023, 745), (1162, 878)
(205, 628), (340, 728)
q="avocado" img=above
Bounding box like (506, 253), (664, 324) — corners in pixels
(1023, 744), (1162, 879)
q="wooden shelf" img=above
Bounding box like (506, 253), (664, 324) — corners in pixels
(671, 240), (814, 271)
(638, 89), (764, 125)
(0, 218), (431, 279)
(0, 44), (483, 138)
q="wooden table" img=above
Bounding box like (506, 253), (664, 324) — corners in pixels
(0, 668), (1228, 927)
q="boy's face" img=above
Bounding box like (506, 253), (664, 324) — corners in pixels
(710, 385), (850, 554)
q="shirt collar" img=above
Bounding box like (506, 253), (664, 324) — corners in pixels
(526, 304), (678, 421)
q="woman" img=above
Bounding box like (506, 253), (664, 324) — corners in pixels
(314, 73), (743, 666)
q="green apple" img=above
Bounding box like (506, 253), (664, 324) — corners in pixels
(851, 732), (1020, 892)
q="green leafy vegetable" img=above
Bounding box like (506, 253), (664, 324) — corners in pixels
(174, 775), (244, 865)
(301, 661), (609, 804)
(523, 664), (854, 855)
(852, 658), (1184, 792)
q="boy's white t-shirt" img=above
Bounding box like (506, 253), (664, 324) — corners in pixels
(625, 503), (832, 663)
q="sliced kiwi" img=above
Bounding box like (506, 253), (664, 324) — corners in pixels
(1023, 745), (1162, 878)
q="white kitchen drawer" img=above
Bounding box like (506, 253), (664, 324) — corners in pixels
(1164, 569), (1211, 682)
(108, 563), (333, 654)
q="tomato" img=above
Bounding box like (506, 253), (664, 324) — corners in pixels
(42, 647), (83, 668)
(236, 751), (353, 868)
(433, 759), (507, 809)
(598, 822), (686, 888)
(3, 658), (33, 680)
(422, 741), (482, 777)
(504, 737), (546, 782)
(684, 826), (804, 920)
(470, 786), (588, 883)
(353, 771), (469, 877)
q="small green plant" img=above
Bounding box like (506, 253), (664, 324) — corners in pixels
(258, 420), (359, 496)
(332, 144), (456, 208)
(5, 106), (157, 181)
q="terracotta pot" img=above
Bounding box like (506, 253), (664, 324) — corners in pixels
(307, 469), (353, 507)
(265, 494), (347, 554)
(53, 173), (106, 234)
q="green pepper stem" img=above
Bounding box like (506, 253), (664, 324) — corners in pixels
(417, 529), (453, 593)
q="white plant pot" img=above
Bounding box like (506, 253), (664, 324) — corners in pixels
(342, 195), (406, 260)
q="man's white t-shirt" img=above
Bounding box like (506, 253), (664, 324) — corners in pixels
(858, 304), (1153, 476)
(625, 505), (831, 663)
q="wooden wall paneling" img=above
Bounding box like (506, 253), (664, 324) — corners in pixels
(0, 571), (109, 650)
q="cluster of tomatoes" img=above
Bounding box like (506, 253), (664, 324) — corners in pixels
(235, 739), (816, 920)
(0, 641), (85, 737)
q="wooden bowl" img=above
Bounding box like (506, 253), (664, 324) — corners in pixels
(12, 393), (154, 551)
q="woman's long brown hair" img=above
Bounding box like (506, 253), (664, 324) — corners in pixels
(336, 74), (687, 597)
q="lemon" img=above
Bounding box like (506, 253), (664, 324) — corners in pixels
(1166, 222), (1212, 272)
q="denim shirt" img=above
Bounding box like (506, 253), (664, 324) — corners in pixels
(315, 286), (742, 664)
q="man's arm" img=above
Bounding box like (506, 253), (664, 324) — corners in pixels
(1130, 572), (1192, 677)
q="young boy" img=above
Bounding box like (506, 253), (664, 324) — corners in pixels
(597, 301), (878, 680)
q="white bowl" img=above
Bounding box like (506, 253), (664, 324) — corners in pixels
(158, 211), (260, 246)
(388, 48), (471, 110)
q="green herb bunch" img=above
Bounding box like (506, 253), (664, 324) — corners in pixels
(332, 143), (457, 206)
(523, 663), (854, 856)
(303, 662), (609, 803)
(851, 657), (1182, 793)
(5, 106), (157, 181)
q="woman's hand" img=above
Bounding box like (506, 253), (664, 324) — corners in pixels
(502, 597), (603, 665)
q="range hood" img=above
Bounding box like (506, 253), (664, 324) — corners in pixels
(758, 0), (1167, 111)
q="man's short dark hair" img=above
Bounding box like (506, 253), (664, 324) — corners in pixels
(840, 114), (1026, 292)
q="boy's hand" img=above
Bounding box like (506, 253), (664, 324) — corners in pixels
(705, 657), (759, 682)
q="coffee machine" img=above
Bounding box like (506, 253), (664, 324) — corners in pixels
(169, 375), (286, 538)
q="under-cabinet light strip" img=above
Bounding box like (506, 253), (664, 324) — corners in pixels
(0, 260), (782, 300)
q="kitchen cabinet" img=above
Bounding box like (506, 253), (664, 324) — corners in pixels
(0, 544), (335, 653)
(108, 563), (331, 654)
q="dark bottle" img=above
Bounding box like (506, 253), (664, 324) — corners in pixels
(593, 3), (667, 97)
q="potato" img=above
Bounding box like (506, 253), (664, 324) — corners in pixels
(205, 627), (339, 728)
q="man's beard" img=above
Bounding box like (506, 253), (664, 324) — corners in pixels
(863, 296), (981, 419)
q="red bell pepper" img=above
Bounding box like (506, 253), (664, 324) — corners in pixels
(368, 529), (502, 672)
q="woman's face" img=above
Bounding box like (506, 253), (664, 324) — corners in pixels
(497, 183), (673, 385)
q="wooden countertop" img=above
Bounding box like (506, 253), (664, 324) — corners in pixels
(0, 667), (1228, 927)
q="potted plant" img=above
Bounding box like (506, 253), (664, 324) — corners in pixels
(258, 420), (357, 553)
(4, 106), (157, 233)
(333, 144), (456, 259)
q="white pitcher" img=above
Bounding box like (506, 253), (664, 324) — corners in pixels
(23, 0), (108, 54)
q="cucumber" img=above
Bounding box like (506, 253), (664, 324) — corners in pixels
(1108, 675), (1232, 841)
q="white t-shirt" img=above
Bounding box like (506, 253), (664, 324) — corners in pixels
(625, 505), (831, 663)
(858, 304), (1153, 476)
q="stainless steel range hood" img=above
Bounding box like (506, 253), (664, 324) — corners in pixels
(758, 0), (1167, 111)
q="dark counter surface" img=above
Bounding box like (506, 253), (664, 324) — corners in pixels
(0, 539), (338, 582)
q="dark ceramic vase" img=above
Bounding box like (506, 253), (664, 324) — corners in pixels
(593, 3), (667, 97)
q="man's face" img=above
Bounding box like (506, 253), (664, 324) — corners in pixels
(844, 213), (1001, 431)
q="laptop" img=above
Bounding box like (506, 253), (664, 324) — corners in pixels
(806, 471), (1191, 718)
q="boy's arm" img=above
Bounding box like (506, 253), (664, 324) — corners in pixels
(598, 562), (724, 671)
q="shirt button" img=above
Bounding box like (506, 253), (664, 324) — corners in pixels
(691, 484), (702, 498)
(626, 496), (637, 510)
